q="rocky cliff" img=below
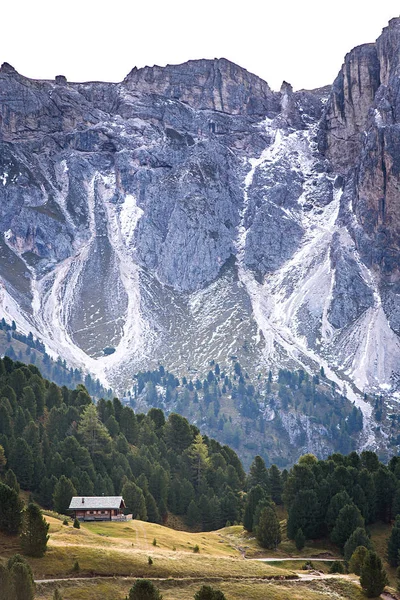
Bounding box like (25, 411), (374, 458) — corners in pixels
(1, 19), (400, 444)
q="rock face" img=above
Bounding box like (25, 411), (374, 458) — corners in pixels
(0, 19), (400, 420)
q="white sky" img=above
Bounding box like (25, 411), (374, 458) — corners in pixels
(1, 1), (399, 91)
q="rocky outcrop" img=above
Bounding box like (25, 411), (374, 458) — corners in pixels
(0, 18), (400, 410)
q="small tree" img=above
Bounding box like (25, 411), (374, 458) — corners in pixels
(127, 579), (163, 599)
(194, 585), (226, 600)
(7, 555), (35, 600)
(255, 506), (281, 549)
(388, 514), (400, 566)
(329, 560), (345, 574)
(349, 546), (369, 575)
(53, 475), (76, 515)
(294, 528), (306, 551)
(0, 482), (23, 534)
(0, 563), (11, 600)
(360, 550), (388, 597)
(73, 518), (80, 529)
(343, 527), (371, 561)
(20, 503), (49, 557)
(330, 504), (364, 549)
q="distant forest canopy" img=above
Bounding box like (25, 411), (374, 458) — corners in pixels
(0, 355), (398, 547)
(0, 318), (387, 469)
(0, 318), (111, 398)
(129, 360), (365, 468)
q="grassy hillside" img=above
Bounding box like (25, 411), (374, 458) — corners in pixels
(0, 511), (380, 600)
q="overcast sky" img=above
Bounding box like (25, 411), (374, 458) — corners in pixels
(2, 1), (399, 90)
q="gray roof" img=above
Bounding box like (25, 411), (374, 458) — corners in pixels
(69, 496), (125, 510)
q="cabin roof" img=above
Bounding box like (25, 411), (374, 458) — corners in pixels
(69, 496), (125, 510)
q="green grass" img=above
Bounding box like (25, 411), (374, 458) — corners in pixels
(35, 576), (367, 600)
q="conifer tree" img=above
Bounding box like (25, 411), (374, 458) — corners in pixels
(256, 506), (281, 549)
(8, 555), (35, 600)
(349, 546), (368, 575)
(330, 504), (364, 549)
(127, 578), (163, 599)
(0, 482), (23, 534)
(388, 515), (400, 566)
(20, 503), (49, 557)
(360, 550), (388, 597)
(53, 475), (76, 515)
(343, 527), (371, 561)
(295, 528), (306, 551)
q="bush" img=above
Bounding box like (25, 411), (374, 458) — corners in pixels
(194, 585), (226, 600)
(152, 538), (157, 546)
(294, 528), (305, 551)
(193, 544), (200, 553)
(127, 579), (162, 599)
(62, 519), (69, 526)
(73, 518), (80, 529)
(329, 560), (345, 574)
(148, 556), (153, 565)
(72, 560), (80, 573)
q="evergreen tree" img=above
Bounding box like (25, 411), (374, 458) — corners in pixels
(8, 555), (35, 600)
(11, 437), (34, 489)
(248, 456), (269, 492)
(295, 528), (306, 551)
(122, 481), (147, 520)
(78, 403), (111, 454)
(186, 433), (210, 488)
(349, 545), (368, 575)
(287, 489), (322, 540)
(326, 490), (352, 531)
(194, 585), (226, 600)
(164, 413), (193, 453)
(20, 503), (49, 557)
(360, 550), (388, 597)
(4, 469), (20, 494)
(269, 464), (283, 504)
(388, 515), (400, 566)
(127, 578), (163, 599)
(53, 476), (76, 515)
(186, 500), (201, 527)
(255, 506), (281, 549)
(330, 504), (364, 549)
(0, 563), (11, 600)
(243, 485), (265, 532)
(0, 482), (23, 534)
(343, 527), (371, 562)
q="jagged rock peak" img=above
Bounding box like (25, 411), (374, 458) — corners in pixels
(0, 63), (18, 75)
(123, 57), (280, 116)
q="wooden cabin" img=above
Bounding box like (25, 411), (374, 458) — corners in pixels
(69, 496), (126, 521)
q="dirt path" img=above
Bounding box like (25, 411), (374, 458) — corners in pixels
(251, 557), (344, 562)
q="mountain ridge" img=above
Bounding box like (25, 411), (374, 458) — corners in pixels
(1, 18), (400, 456)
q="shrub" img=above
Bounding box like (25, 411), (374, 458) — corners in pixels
(193, 544), (200, 553)
(194, 585), (226, 600)
(329, 560), (345, 574)
(152, 538), (157, 546)
(72, 560), (80, 573)
(73, 518), (80, 529)
(148, 556), (153, 565)
(127, 579), (162, 599)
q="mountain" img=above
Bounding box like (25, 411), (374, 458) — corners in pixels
(1, 19), (400, 454)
